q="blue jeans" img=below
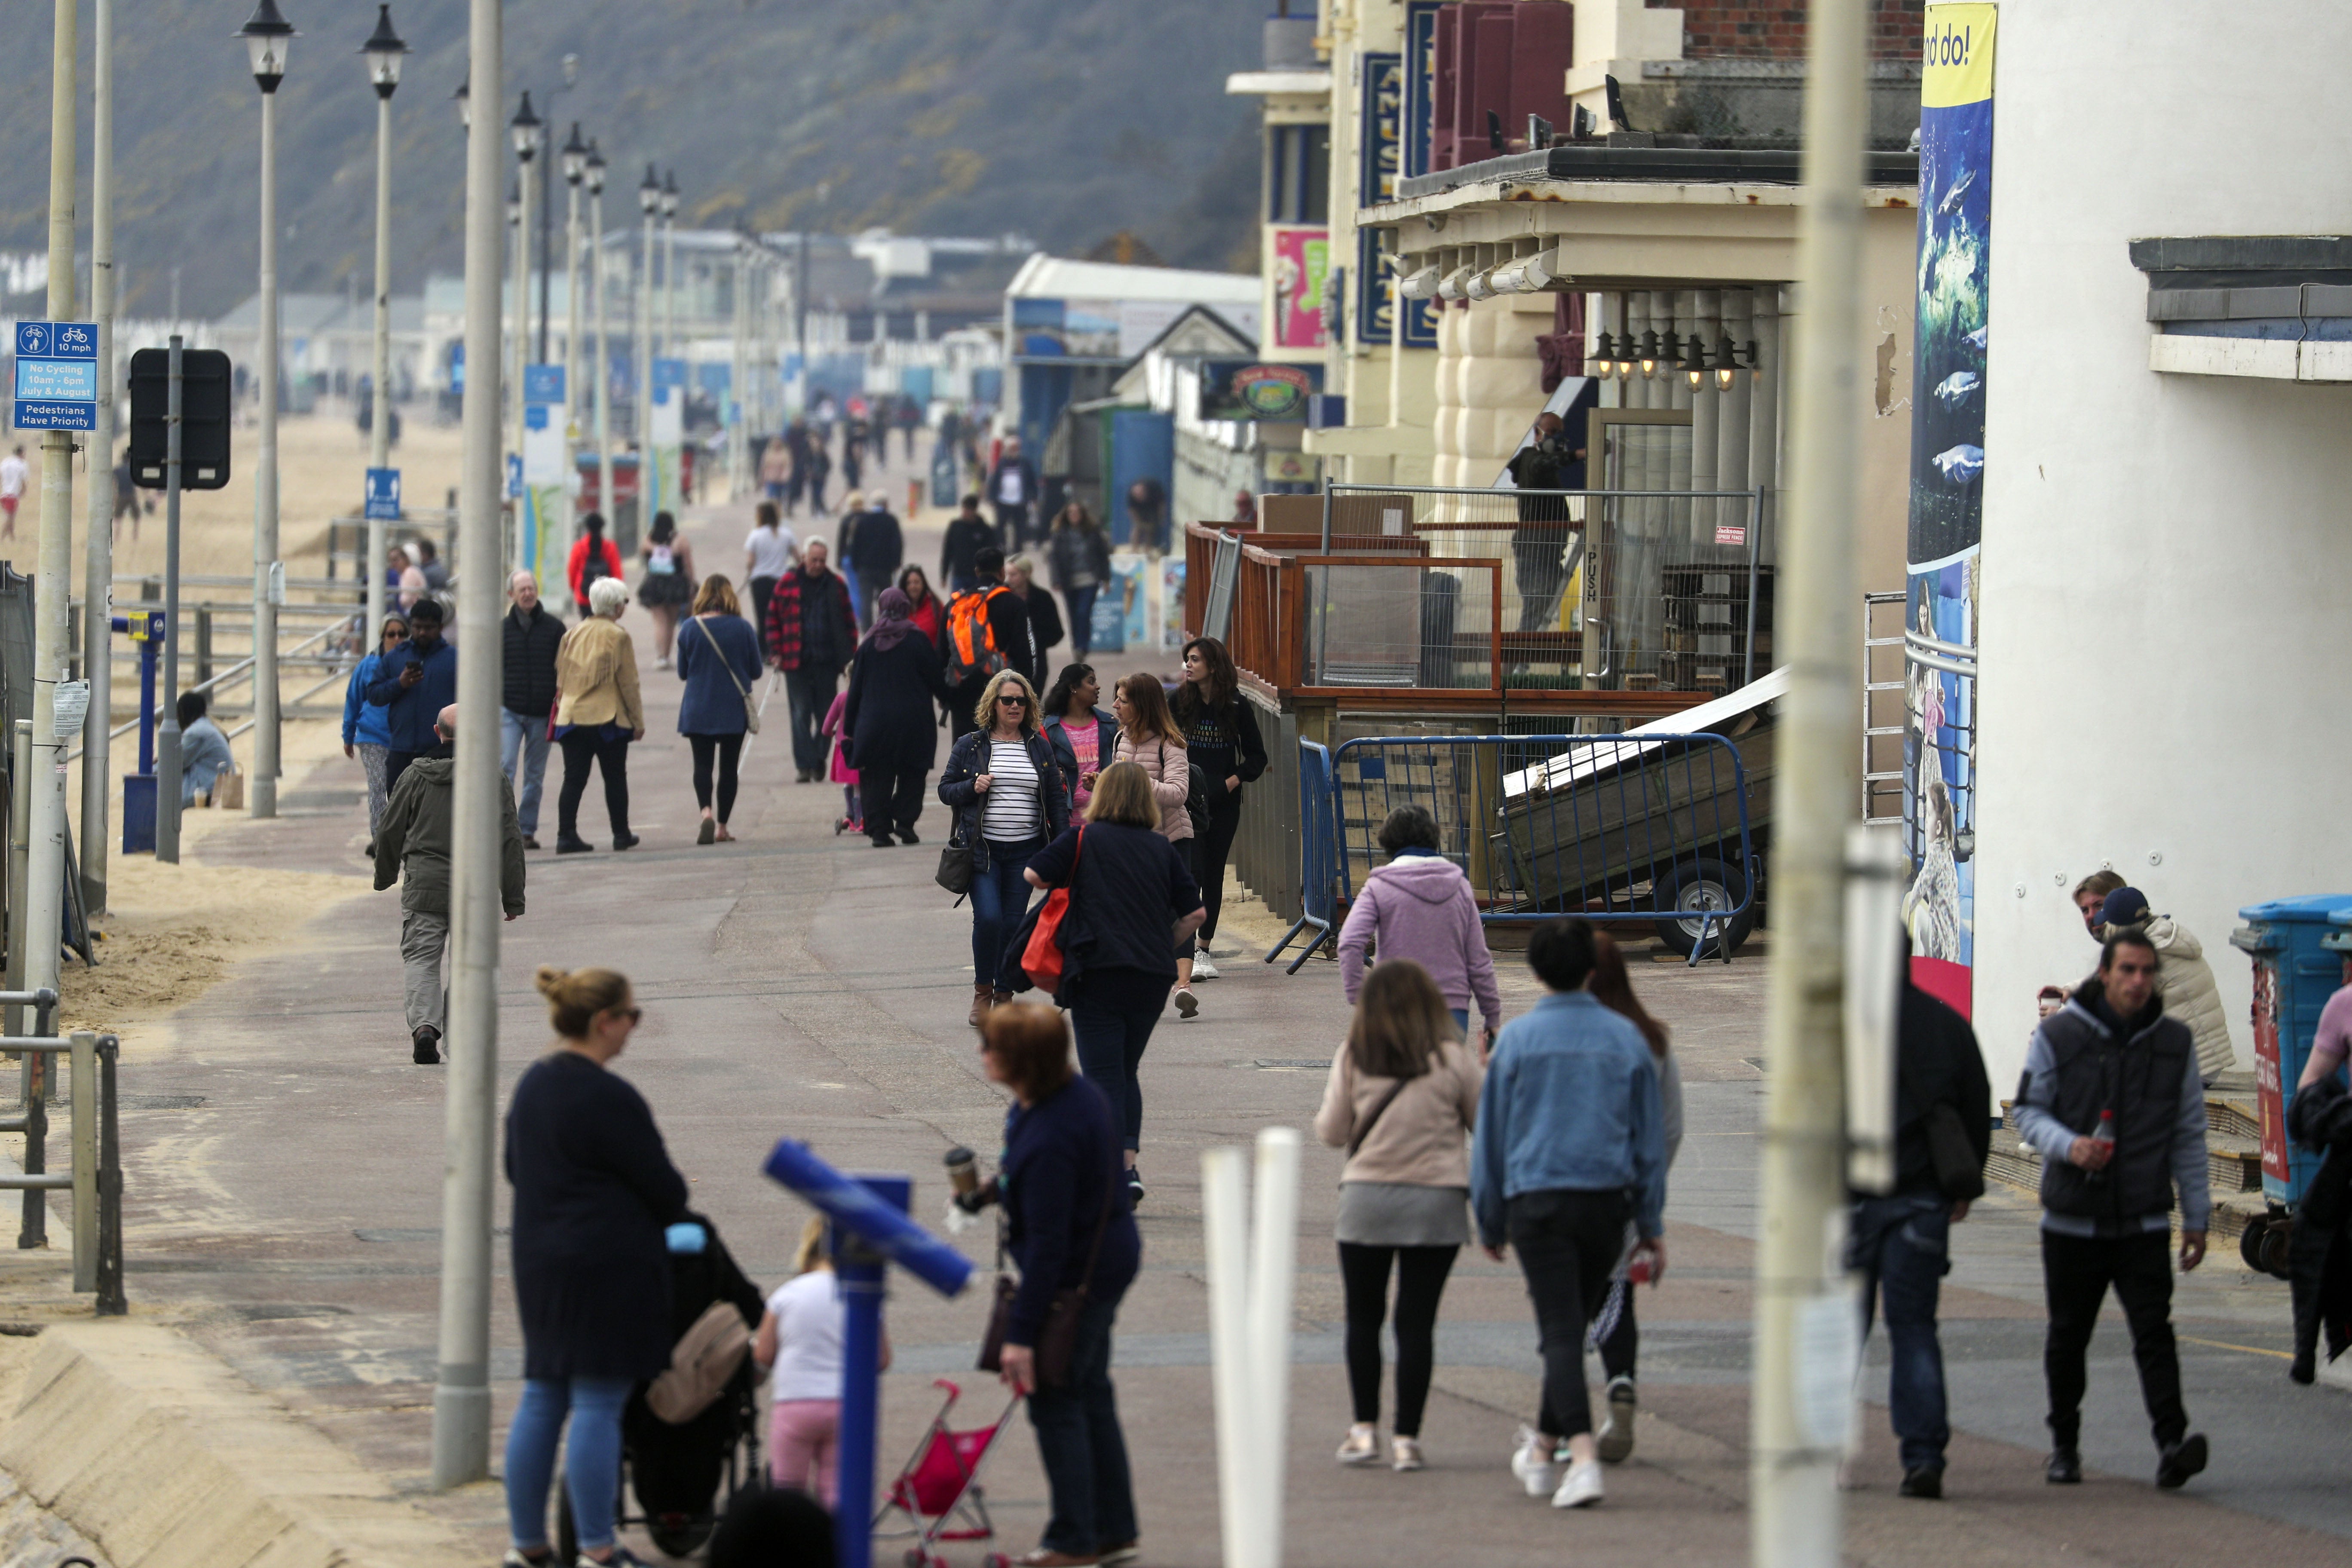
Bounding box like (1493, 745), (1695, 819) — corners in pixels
(503, 1374), (633, 1553)
(1065, 583), (1100, 658)
(971, 836), (1044, 991)
(1851, 1192), (1953, 1473)
(1026, 1295), (1136, 1556)
(499, 707), (550, 835)
(1070, 977), (1168, 1153)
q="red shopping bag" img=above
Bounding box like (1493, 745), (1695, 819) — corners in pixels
(1020, 828), (1084, 993)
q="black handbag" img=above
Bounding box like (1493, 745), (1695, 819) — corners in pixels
(935, 832), (973, 897)
(979, 1173), (1116, 1390)
(1921, 1102), (1986, 1203)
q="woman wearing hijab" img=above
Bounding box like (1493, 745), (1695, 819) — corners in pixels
(841, 586), (955, 848)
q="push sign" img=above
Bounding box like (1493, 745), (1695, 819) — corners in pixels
(12, 320), (100, 431)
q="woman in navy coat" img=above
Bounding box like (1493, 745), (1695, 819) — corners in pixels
(675, 575), (765, 845)
(841, 586), (955, 847)
(503, 965), (689, 1568)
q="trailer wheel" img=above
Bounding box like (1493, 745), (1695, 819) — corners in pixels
(1653, 857), (1756, 959)
(2240, 1216), (2270, 1273)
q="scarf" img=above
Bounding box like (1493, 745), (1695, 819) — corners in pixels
(866, 586), (915, 652)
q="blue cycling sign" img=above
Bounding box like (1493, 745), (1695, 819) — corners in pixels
(12, 320), (100, 432)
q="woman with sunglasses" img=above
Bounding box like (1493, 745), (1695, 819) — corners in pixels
(938, 669), (1070, 1027)
(502, 966), (688, 1568)
(343, 611), (408, 850)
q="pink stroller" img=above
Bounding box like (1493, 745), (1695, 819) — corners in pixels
(822, 690), (861, 836)
(872, 1378), (1022, 1568)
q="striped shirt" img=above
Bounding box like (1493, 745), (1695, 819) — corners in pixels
(983, 738), (1044, 842)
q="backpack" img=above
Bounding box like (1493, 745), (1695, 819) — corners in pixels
(644, 1299), (752, 1424)
(944, 585), (1013, 684)
(578, 540), (611, 593)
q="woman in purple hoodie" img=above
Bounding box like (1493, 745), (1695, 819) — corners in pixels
(1338, 806), (1504, 1052)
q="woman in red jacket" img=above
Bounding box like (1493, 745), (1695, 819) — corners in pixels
(567, 511), (626, 615)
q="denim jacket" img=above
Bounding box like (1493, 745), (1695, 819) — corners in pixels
(1470, 991), (1666, 1247)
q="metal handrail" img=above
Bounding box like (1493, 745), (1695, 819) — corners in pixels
(0, 1030), (127, 1315)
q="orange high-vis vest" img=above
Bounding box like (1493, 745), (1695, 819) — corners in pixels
(944, 584), (1013, 683)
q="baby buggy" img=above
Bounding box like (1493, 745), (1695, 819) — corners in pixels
(558, 1212), (767, 1561)
(873, 1377), (1022, 1568)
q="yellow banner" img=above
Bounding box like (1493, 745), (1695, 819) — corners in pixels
(1921, 4), (1996, 109)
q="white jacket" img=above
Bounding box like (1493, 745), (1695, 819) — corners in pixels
(2142, 916), (2236, 1081)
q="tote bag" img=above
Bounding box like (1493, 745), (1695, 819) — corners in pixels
(1019, 828), (1085, 993)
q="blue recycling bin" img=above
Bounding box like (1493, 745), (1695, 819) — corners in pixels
(121, 773), (156, 854)
(2229, 894), (2352, 1207)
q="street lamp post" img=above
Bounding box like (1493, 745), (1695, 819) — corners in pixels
(24, 0), (80, 1031)
(560, 122), (587, 591)
(662, 170), (681, 366)
(240, 0), (294, 822)
(587, 142), (613, 586)
(433, 0), (505, 1491)
(79, 0), (115, 915)
(637, 164), (659, 543)
(509, 92), (543, 575)
(362, 4), (407, 664)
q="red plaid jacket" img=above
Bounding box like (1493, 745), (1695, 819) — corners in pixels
(763, 567), (857, 672)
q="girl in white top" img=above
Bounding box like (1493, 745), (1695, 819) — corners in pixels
(755, 1217), (889, 1504)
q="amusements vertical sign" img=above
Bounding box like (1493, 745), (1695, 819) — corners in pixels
(1902, 5), (1994, 1017)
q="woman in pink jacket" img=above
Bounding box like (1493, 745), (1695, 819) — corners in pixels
(1112, 673), (1201, 1018)
(1337, 805), (1504, 1052)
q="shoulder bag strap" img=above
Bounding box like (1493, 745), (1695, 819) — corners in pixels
(1347, 1072), (1415, 1159)
(696, 616), (752, 701)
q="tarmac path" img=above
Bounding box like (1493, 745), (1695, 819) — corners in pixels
(69, 476), (2352, 1566)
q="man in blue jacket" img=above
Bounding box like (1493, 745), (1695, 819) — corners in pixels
(367, 595), (458, 793)
(1472, 916), (1664, 1514)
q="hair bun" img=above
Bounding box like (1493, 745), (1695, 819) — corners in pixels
(533, 966), (570, 1000)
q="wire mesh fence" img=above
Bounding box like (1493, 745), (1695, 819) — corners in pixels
(1328, 731), (1758, 959)
(1323, 484), (1768, 696)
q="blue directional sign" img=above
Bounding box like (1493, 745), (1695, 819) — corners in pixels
(12, 319), (100, 431)
(524, 363), (565, 405)
(506, 453), (524, 499)
(652, 357), (688, 392)
(364, 467), (401, 521)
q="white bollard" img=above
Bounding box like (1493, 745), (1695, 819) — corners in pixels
(1247, 1128), (1301, 1565)
(1201, 1145), (1256, 1568)
(1203, 1129), (1302, 1568)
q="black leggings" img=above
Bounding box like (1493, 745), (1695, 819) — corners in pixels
(557, 730), (631, 842)
(1595, 1275), (1638, 1382)
(1195, 790), (1243, 941)
(688, 732), (744, 822)
(1337, 1242), (1459, 1437)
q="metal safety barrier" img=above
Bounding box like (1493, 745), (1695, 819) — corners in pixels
(0, 990), (127, 1316)
(1323, 733), (1758, 965)
(1263, 740), (1337, 974)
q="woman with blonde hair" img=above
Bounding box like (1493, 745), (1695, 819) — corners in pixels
(1022, 760), (1206, 1207)
(553, 575), (645, 854)
(502, 966), (688, 1568)
(753, 1217), (890, 1504)
(938, 668), (1070, 1025)
(1314, 960), (1483, 1473)
(1112, 673), (1201, 1018)
(675, 573), (762, 845)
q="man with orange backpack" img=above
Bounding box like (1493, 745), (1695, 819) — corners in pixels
(940, 545), (1036, 740)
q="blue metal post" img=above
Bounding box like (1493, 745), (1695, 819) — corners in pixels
(763, 1139), (973, 1568)
(136, 613), (160, 773)
(833, 1172), (906, 1568)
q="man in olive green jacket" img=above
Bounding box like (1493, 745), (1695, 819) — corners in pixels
(376, 704), (527, 1063)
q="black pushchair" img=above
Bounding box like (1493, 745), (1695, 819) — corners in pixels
(558, 1212), (768, 1561)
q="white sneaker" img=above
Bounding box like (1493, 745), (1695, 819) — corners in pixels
(1511, 1426), (1562, 1498)
(1598, 1375), (1637, 1463)
(1553, 1459), (1604, 1509)
(1191, 951), (1221, 979)
(1335, 1424), (1379, 1466)
(1390, 1436), (1425, 1472)
(1173, 986), (1199, 1019)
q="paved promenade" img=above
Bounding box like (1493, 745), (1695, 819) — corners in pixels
(21, 490), (2352, 1566)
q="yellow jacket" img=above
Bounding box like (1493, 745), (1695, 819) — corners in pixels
(554, 616), (643, 732)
